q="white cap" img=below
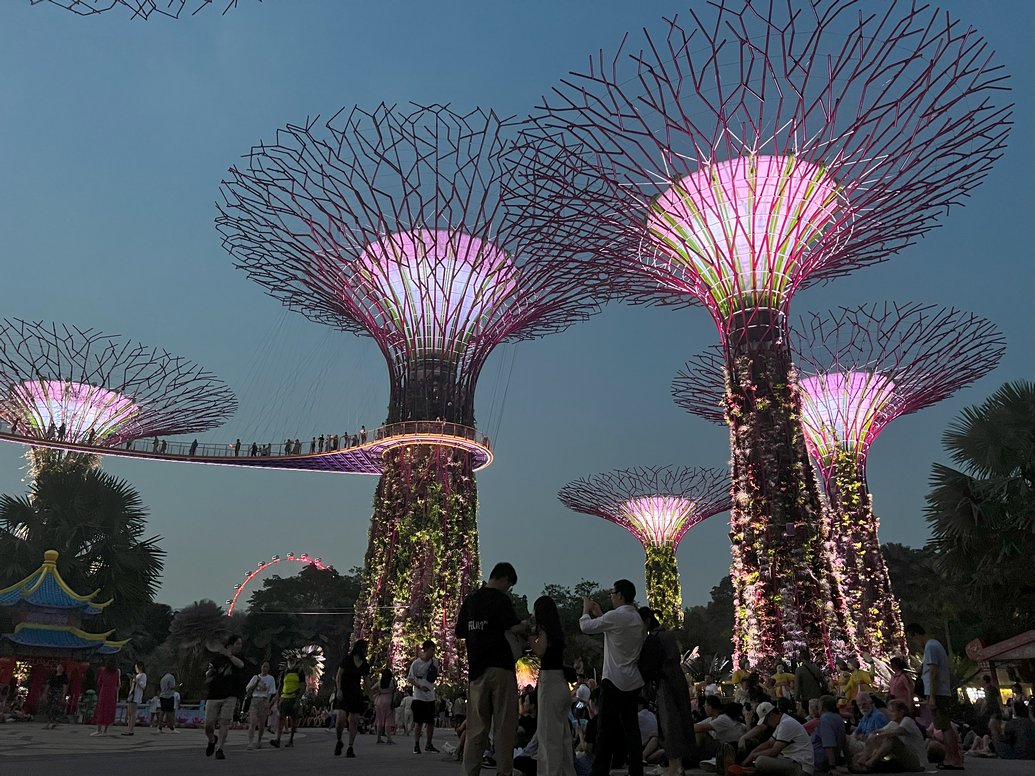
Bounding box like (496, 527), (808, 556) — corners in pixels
(576, 684), (591, 702)
(754, 701), (777, 720)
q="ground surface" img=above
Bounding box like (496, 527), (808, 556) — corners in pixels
(1, 723), (1031, 776)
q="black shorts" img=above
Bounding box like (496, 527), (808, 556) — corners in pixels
(159, 697), (175, 713)
(279, 697), (299, 717)
(334, 691), (367, 714)
(412, 699), (436, 726)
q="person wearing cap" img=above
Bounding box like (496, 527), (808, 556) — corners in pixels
(743, 701), (814, 776)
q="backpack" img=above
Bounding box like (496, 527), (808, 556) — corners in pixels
(426, 659), (439, 683)
(638, 632), (664, 683)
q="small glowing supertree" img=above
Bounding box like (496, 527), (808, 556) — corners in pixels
(675, 303), (1006, 657)
(0, 318), (236, 475)
(30, 0), (244, 18)
(534, 0), (1011, 668)
(558, 466), (730, 628)
(217, 104), (608, 680)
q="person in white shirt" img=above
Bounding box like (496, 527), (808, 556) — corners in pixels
(696, 694), (747, 758)
(246, 661), (278, 749)
(158, 671), (178, 733)
(579, 578), (645, 776)
(705, 675), (720, 696)
(744, 701), (815, 776)
(123, 662), (147, 736)
(408, 640), (441, 754)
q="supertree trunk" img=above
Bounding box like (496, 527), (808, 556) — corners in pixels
(354, 445), (479, 685)
(724, 319), (856, 670)
(826, 451), (905, 658)
(644, 543), (683, 629)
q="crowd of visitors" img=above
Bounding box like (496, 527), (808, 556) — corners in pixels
(3, 561), (1033, 775)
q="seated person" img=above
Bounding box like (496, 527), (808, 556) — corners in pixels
(850, 699), (927, 773)
(574, 688), (600, 776)
(638, 697), (663, 764)
(743, 701), (815, 776)
(846, 693), (888, 761)
(737, 702), (774, 763)
(992, 701), (1035, 760)
(515, 690), (538, 750)
(843, 658), (874, 703)
(811, 695), (848, 772)
(696, 695), (748, 759)
(803, 699), (822, 735)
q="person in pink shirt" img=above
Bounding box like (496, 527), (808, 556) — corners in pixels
(888, 657), (914, 705)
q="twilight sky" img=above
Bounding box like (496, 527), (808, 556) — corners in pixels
(0, 0), (1031, 612)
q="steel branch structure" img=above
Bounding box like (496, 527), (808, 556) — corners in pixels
(535, 0), (1011, 669)
(217, 104), (608, 680)
(0, 319), (236, 474)
(793, 302), (1005, 656)
(30, 0), (245, 18)
(559, 466), (730, 628)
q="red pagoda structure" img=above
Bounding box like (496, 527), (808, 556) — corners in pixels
(0, 550), (126, 714)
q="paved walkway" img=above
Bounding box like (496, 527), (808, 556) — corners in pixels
(1, 721), (1032, 776)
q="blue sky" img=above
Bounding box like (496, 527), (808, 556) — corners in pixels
(0, 1), (1030, 612)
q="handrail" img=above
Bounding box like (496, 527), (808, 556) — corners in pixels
(0, 419), (493, 473)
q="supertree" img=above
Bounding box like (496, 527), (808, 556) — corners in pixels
(559, 466), (730, 628)
(532, 0), (1011, 668)
(29, 0), (245, 18)
(674, 302), (1006, 657)
(0, 318), (237, 476)
(216, 104), (608, 680)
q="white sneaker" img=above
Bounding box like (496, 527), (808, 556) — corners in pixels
(247, 743), (254, 750)
(169, 728), (180, 733)
(701, 757), (718, 772)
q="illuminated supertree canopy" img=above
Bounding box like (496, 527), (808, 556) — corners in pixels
(533, 0), (1011, 668)
(217, 104), (609, 681)
(675, 303), (1006, 656)
(0, 319), (237, 472)
(559, 466), (730, 628)
(30, 0), (245, 18)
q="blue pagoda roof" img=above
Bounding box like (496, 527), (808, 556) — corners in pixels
(0, 550), (111, 613)
(3, 622), (127, 653)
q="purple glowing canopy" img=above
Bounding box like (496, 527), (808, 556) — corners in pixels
(218, 104), (609, 424)
(793, 302), (1005, 477)
(358, 229), (519, 360)
(0, 319), (237, 446)
(10, 380), (138, 444)
(674, 303), (1006, 475)
(797, 372), (896, 470)
(532, 0), (1012, 329)
(646, 155), (847, 317)
(558, 466), (731, 547)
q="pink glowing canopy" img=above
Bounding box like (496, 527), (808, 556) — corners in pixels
(9, 380), (138, 442)
(646, 155), (845, 316)
(620, 495), (704, 547)
(797, 371), (897, 471)
(558, 466), (731, 549)
(358, 229), (519, 359)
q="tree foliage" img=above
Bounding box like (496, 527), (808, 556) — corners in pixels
(925, 380), (1035, 641)
(0, 466), (165, 635)
(242, 565), (361, 666)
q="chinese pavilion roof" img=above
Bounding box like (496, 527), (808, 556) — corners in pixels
(4, 622), (126, 653)
(0, 550), (112, 614)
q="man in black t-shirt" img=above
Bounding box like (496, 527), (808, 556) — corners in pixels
(455, 561), (526, 776)
(204, 635), (245, 760)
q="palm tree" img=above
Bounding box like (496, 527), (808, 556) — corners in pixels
(0, 466), (165, 635)
(166, 600), (235, 697)
(925, 380), (1035, 640)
